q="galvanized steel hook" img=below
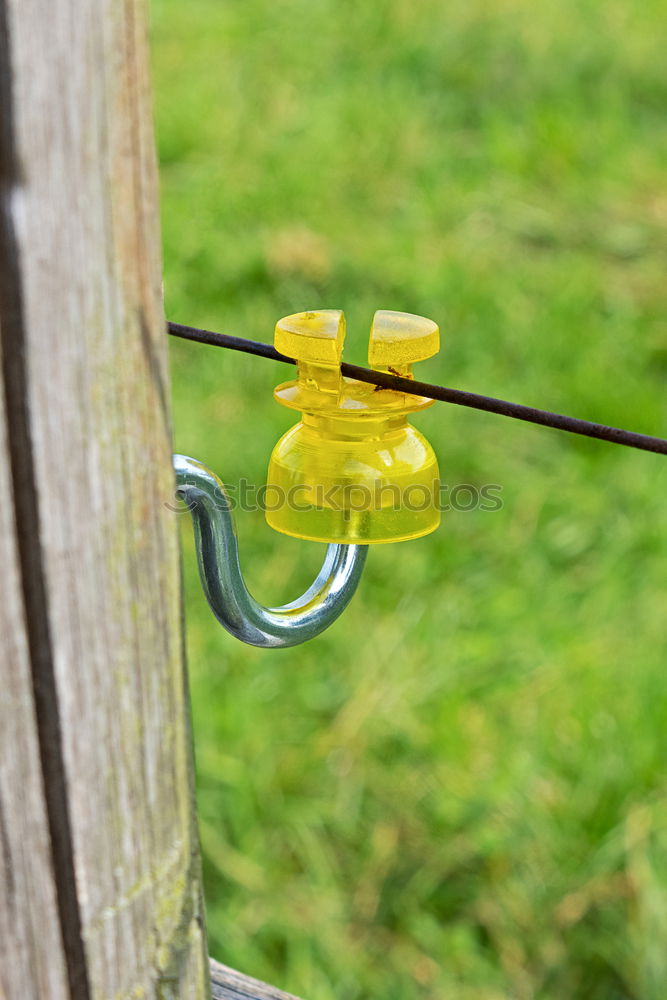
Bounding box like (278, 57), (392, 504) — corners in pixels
(173, 455), (368, 648)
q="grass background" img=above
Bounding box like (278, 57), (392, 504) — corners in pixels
(150, 1), (667, 996)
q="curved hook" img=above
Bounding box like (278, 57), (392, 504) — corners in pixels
(173, 455), (368, 648)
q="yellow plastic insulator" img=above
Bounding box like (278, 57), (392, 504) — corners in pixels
(266, 309), (441, 544)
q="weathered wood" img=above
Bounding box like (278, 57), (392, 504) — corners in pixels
(0, 0), (209, 997)
(0, 322), (72, 1000)
(210, 960), (304, 1000)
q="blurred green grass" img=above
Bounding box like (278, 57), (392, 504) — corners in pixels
(150, 1), (667, 996)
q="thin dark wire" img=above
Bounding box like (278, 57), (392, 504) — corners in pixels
(168, 321), (667, 457)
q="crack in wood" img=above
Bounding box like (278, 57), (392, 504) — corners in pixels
(0, 6), (92, 998)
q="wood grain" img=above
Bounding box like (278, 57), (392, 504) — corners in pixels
(210, 960), (304, 1000)
(0, 309), (72, 1000)
(0, 0), (209, 997)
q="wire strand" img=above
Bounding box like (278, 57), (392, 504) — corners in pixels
(168, 321), (667, 457)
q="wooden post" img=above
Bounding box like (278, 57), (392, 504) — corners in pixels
(0, 0), (209, 996)
(0, 1), (310, 996)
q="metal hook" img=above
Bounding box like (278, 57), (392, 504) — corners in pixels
(173, 455), (368, 648)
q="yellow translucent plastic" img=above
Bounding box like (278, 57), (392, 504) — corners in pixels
(368, 310), (439, 375)
(266, 309), (441, 544)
